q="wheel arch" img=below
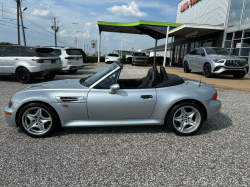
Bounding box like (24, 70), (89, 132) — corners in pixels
(203, 62), (212, 69)
(15, 100), (61, 127)
(164, 99), (207, 123)
(15, 66), (31, 75)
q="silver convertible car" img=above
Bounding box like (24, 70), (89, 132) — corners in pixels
(4, 62), (221, 138)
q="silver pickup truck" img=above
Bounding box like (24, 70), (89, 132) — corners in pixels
(132, 52), (148, 66)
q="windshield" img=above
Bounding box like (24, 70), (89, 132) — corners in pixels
(134, 53), (146, 56)
(82, 63), (118, 87)
(205, 48), (232, 55)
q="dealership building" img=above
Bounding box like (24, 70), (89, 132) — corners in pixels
(167, 0), (250, 66)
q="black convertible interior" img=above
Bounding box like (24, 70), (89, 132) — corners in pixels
(118, 66), (185, 89)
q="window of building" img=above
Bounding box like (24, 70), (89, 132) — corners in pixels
(206, 40), (213, 47)
(244, 30), (250, 38)
(235, 31), (243, 39)
(228, 0), (244, 26)
(241, 48), (250, 56)
(233, 40), (241, 48)
(226, 33), (233, 40)
(225, 41), (232, 48)
(242, 38), (250, 47)
(242, 0), (250, 24)
(232, 48), (240, 56)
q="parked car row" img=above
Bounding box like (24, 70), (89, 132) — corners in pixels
(0, 45), (86, 83)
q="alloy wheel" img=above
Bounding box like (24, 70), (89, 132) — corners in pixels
(173, 106), (201, 134)
(22, 107), (52, 135)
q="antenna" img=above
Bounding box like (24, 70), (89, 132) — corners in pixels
(199, 75), (202, 87)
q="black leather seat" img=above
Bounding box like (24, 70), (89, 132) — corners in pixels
(137, 68), (158, 89)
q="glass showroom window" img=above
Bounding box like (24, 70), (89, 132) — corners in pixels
(225, 33), (233, 50)
(242, 0), (250, 24)
(228, 0), (244, 26)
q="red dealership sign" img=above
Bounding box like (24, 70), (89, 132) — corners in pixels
(180, 0), (201, 12)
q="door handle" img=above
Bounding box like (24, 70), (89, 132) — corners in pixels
(141, 95), (153, 99)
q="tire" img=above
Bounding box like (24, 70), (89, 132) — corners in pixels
(18, 103), (60, 138)
(167, 102), (204, 136)
(184, 62), (191, 73)
(203, 63), (213, 78)
(16, 67), (33, 84)
(44, 75), (56, 80)
(69, 69), (77, 73)
(233, 74), (245, 79)
(132, 61), (135, 66)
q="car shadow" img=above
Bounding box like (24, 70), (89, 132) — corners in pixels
(17, 111), (232, 138)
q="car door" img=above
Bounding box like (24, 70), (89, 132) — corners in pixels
(87, 70), (157, 120)
(187, 50), (196, 69)
(2, 47), (22, 74)
(87, 88), (157, 120)
(195, 48), (206, 71)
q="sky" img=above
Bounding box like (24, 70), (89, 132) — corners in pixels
(0, 0), (180, 55)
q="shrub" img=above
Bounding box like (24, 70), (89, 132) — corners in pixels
(86, 56), (105, 63)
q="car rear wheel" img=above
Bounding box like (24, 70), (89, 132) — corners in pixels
(233, 74), (245, 79)
(18, 103), (59, 138)
(44, 75), (56, 80)
(184, 62), (191, 73)
(203, 63), (213, 78)
(167, 102), (204, 136)
(16, 67), (33, 84)
(69, 69), (77, 73)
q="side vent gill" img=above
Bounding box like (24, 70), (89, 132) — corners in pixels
(60, 97), (78, 102)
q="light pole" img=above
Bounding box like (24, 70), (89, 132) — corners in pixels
(72, 22), (78, 47)
(77, 31), (79, 48)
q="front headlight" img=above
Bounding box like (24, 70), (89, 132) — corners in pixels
(213, 59), (225, 63)
(8, 100), (14, 108)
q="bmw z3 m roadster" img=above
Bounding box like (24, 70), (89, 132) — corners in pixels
(4, 62), (221, 138)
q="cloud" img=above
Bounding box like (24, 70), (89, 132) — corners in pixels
(59, 29), (69, 37)
(82, 30), (91, 38)
(107, 1), (147, 17)
(31, 9), (50, 16)
(89, 12), (97, 16)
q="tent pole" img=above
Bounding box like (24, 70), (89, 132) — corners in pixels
(98, 31), (101, 63)
(163, 26), (169, 67)
(153, 32), (158, 67)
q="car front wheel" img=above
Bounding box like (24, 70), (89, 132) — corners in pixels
(167, 102), (204, 136)
(233, 74), (245, 79)
(203, 63), (213, 78)
(184, 62), (191, 73)
(16, 68), (33, 84)
(18, 103), (60, 138)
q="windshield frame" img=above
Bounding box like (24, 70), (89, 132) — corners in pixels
(81, 63), (120, 88)
(205, 48), (232, 55)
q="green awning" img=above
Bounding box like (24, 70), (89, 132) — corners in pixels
(97, 20), (182, 39)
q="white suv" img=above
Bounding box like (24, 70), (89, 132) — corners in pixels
(50, 47), (84, 73)
(105, 53), (120, 64)
(0, 46), (62, 83)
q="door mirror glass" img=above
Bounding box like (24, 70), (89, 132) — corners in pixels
(201, 53), (205, 56)
(110, 84), (120, 94)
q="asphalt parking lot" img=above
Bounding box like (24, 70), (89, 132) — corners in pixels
(0, 63), (250, 186)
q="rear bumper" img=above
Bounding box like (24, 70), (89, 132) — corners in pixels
(203, 99), (221, 120)
(31, 67), (62, 77)
(62, 65), (84, 71)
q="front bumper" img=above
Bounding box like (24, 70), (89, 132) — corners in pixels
(4, 103), (19, 127)
(213, 67), (249, 75)
(134, 60), (148, 65)
(31, 68), (62, 77)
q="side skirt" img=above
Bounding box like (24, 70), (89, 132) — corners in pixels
(61, 119), (164, 128)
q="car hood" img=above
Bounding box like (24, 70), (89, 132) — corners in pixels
(208, 54), (245, 60)
(16, 79), (87, 93)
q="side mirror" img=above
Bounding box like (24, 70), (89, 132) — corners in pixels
(109, 84), (120, 94)
(201, 53), (205, 56)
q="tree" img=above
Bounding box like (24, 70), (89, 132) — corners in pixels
(0, 42), (16, 46)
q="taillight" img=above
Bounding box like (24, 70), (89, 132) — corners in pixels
(65, 57), (74, 59)
(212, 92), (217, 100)
(32, 59), (44, 63)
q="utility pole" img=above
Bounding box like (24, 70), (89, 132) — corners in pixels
(51, 17), (59, 47)
(20, 5), (27, 46)
(76, 36), (77, 48)
(77, 31), (79, 48)
(16, 0), (21, 45)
